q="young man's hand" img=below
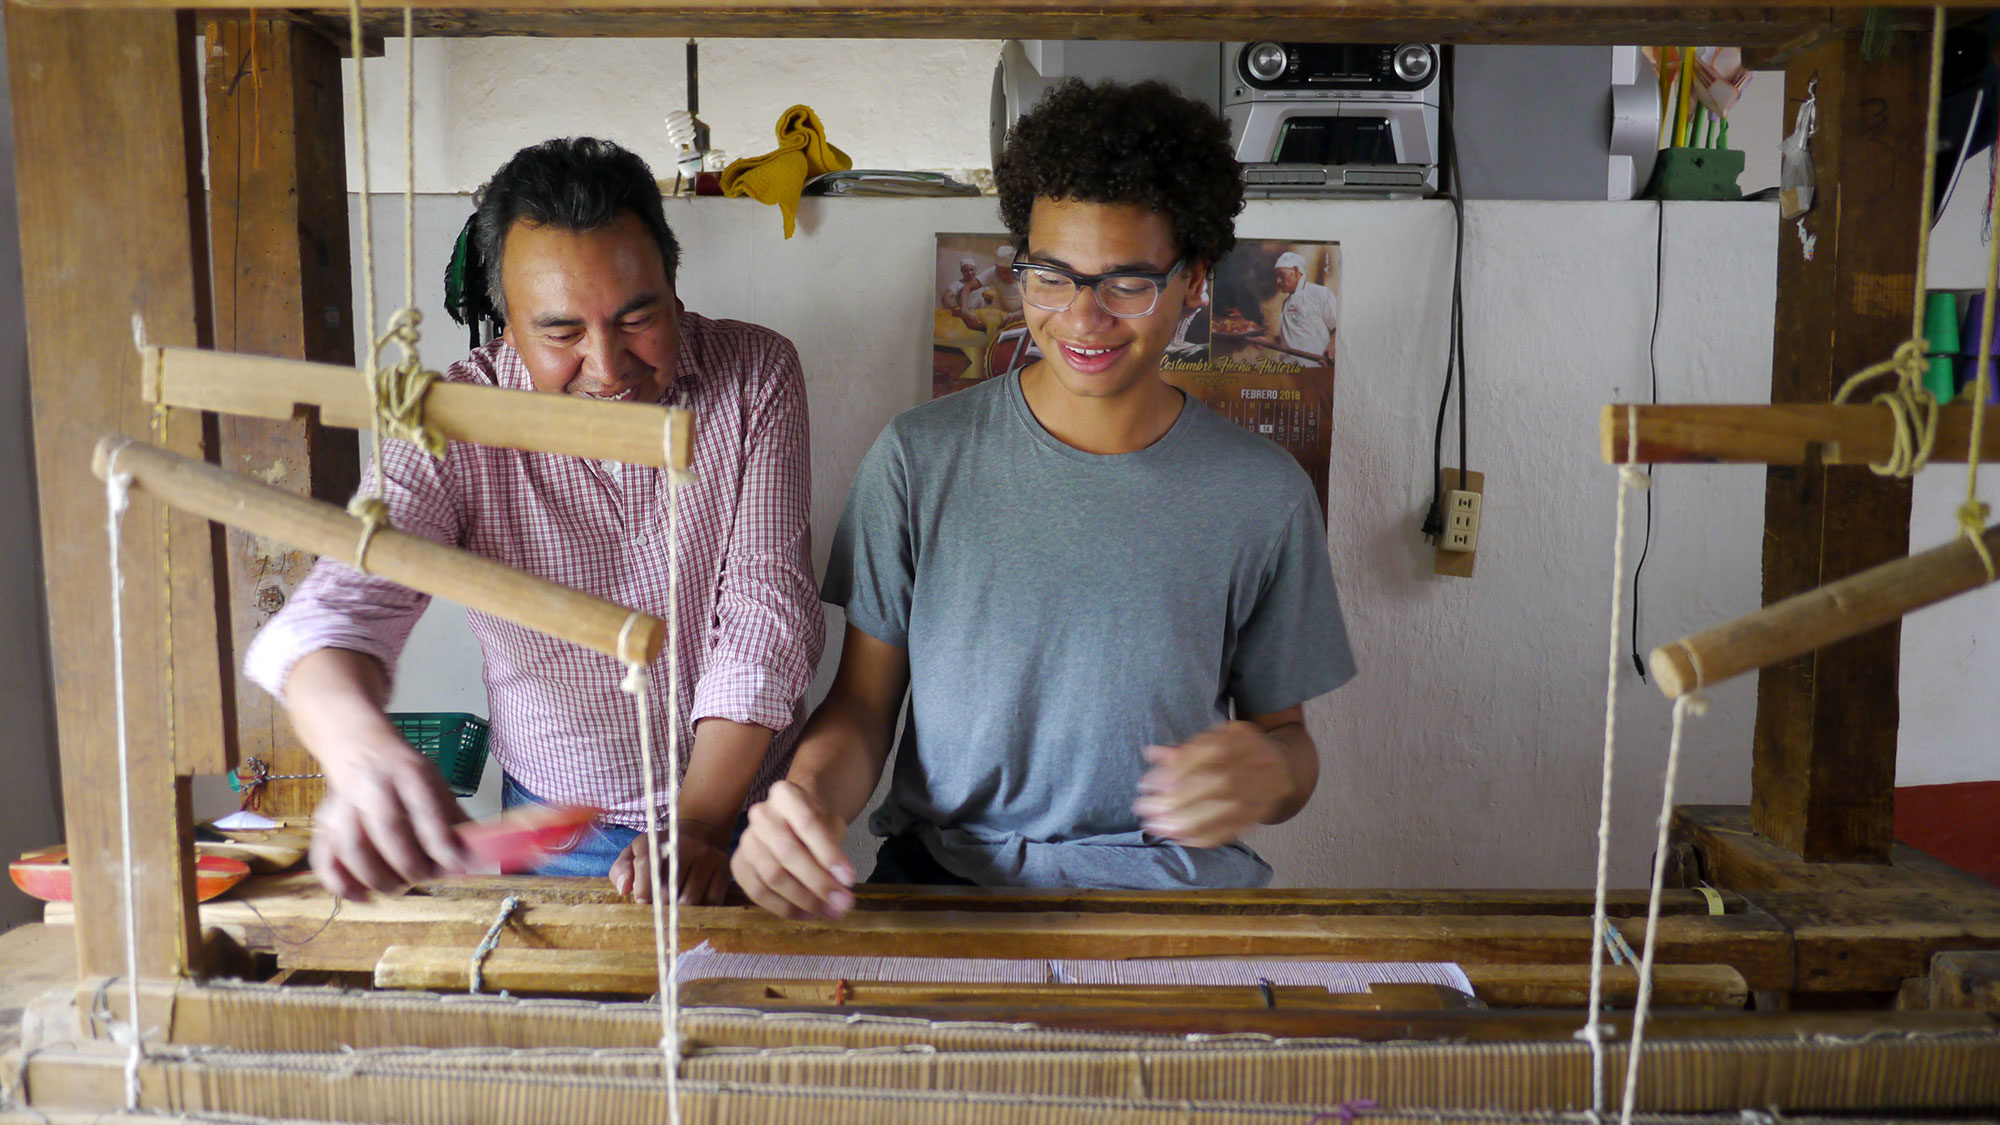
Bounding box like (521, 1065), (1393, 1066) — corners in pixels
(311, 740), (470, 901)
(1132, 719), (1302, 848)
(731, 780), (857, 921)
(609, 821), (734, 905)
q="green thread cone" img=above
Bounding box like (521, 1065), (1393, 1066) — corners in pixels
(1924, 292), (1960, 403)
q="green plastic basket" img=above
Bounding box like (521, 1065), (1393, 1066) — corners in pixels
(392, 712), (492, 797)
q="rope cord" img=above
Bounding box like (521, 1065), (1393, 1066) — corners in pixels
(468, 895), (522, 995)
(342, 0), (442, 573)
(663, 452), (690, 1125)
(102, 445), (144, 1110)
(1830, 9), (1951, 481)
(1618, 692), (1706, 1125)
(1580, 409), (1649, 1112)
(616, 608), (678, 1109)
(1962, 46), (2000, 584)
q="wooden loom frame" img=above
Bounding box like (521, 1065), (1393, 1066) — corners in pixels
(6, 3), (2000, 1122)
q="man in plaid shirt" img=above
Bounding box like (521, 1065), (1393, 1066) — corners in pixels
(245, 138), (824, 905)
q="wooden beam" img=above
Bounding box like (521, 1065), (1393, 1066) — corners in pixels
(1671, 805), (2000, 895)
(47, 873), (1802, 987)
(202, 16), (361, 810)
(89, 438), (667, 663)
(1650, 523), (2000, 698)
(378, 947), (1748, 1009)
(0, 3), (1859, 46)
(144, 346), (696, 467)
(1754, 25), (1930, 863)
(1600, 404), (2000, 466)
(7, 4), (212, 980)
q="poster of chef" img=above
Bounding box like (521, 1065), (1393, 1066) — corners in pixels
(932, 233), (1337, 516)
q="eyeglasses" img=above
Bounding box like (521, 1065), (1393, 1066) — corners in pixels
(1010, 258), (1187, 319)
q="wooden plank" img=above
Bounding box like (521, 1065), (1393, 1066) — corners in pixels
(1930, 951), (2000, 1011)
(203, 16), (360, 808)
(1744, 889), (2000, 993)
(1672, 805), (2000, 894)
(0, 3), (1856, 47)
(89, 438), (668, 663)
(1753, 26), (1929, 863)
(1649, 521), (2000, 698)
(8, 4), (211, 980)
(402, 875), (1749, 916)
(105, 875), (1799, 987)
(1600, 404), (2000, 466)
(145, 347), (697, 467)
(382, 949), (1745, 1009)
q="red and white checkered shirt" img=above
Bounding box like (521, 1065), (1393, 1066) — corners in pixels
(244, 312), (825, 827)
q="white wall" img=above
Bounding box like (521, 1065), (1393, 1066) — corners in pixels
(356, 192), (1788, 888)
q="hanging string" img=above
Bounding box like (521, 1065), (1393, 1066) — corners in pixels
(1618, 692), (1706, 1125)
(1961, 58), (2000, 583)
(616, 611), (678, 1110)
(101, 443), (144, 1110)
(343, 0), (441, 573)
(662, 443), (690, 1125)
(1580, 407), (1649, 1112)
(1831, 9), (1951, 481)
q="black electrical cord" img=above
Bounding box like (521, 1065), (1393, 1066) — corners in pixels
(1425, 55), (1469, 539)
(1631, 200), (1666, 678)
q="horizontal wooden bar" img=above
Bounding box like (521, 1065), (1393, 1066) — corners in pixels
(399, 874), (1751, 916)
(1649, 522), (2000, 698)
(381, 948), (1746, 1009)
(140, 346), (691, 468)
(101, 978), (2000, 1056)
(1600, 403), (2000, 466)
(49, 872), (1801, 988)
(91, 438), (664, 662)
(1, 2), (1858, 47)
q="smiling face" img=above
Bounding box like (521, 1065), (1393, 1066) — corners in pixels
(1019, 197), (1206, 404)
(499, 211), (679, 403)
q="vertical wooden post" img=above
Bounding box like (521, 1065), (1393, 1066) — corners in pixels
(203, 16), (359, 809)
(7, 4), (213, 977)
(1753, 27), (1929, 863)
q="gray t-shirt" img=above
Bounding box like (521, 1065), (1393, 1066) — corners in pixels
(823, 372), (1356, 889)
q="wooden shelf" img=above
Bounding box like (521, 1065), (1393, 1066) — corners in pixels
(6, 1), (1913, 46)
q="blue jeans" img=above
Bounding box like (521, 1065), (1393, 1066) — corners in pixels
(499, 774), (750, 879)
(500, 774), (639, 878)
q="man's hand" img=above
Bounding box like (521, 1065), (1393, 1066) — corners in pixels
(609, 821), (734, 905)
(731, 780), (857, 921)
(1132, 720), (1297, 848)
(310, 741), (470, 901)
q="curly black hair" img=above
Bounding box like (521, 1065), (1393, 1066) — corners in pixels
(995, 79), (1243, 266)
(474, 137), (681, 319)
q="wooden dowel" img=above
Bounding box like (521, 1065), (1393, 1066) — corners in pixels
(91, 437), (664, 662)
(1650, 523), (2000, 698)
(141, 345), (692, 467)
(1599, 403), (2000, 465)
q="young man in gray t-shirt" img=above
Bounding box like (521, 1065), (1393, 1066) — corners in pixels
(733, 79), (1356, 919)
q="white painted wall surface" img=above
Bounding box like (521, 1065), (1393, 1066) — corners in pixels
(350, 193), (1798, 888)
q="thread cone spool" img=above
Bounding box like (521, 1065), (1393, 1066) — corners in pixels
(1963, 292), (1999, 405)
(1924, 292), (1960, 403)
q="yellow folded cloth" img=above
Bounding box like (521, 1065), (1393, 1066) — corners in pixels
(718, 104), (852, 239)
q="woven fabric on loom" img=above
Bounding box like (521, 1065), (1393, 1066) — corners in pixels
(672, 943), (1473, 993)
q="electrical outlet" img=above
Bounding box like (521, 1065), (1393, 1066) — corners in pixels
(1432, 469), (1484, 579)
(1441, 489), (1480, 552)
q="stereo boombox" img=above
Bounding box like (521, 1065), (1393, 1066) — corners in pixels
(1222, 41), (1442, 196)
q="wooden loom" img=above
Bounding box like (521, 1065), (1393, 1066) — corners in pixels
(7, 3), (2000, 1123)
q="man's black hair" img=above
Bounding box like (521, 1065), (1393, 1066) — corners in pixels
(473, 137), (681, 318)
(994, 79), (1243, 266)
